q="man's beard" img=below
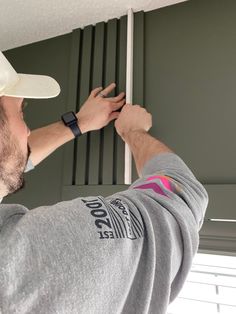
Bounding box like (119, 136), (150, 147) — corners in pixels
(0, 133), (31, 198)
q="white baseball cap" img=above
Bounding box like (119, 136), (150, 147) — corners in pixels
(0, 51), (60, 99)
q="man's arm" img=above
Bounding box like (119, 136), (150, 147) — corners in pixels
(28, 83), (125, 166)
(28, 120), (80, 166)
(115, 104), (174, 177)
(122, 130), (173, 178)
(114, 103), (208, 227)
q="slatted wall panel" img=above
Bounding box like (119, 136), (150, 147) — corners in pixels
(62, 16), (128, 198)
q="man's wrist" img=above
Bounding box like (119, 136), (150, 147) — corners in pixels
(76, 113), (89, 134)
(122, 129), (147, 143)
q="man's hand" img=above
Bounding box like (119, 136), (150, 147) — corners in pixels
(115, 103), (152, 141)
(77, 83), (125, 133)
(114, 103), (174, 177)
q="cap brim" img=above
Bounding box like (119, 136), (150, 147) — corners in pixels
(3, 73), (60, 99)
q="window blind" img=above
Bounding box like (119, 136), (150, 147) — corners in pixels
(167, 253), (236, 314)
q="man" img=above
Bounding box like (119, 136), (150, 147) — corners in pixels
(0, 51), (209, 313)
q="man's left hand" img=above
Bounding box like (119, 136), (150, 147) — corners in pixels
(76, 83), (125, 134)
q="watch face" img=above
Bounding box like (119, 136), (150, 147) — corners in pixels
(63, 112), (77, 124)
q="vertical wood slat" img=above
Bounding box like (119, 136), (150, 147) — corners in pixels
(65, 17), (127, 187)
(132, 11), (145, 182)
(88, 22), (105, 185)
(124, 9), (134, 185)
(116, 16), (127, 184)
(75, 25), (93, 185)
(62, 29), (81, 186)
(133, 11), (144, 105)
(102, 19), (118, 184)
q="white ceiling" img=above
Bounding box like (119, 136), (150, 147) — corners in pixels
(0, 0), (187, 52)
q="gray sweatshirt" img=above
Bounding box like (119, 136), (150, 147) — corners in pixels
(0, 152), (209, 314)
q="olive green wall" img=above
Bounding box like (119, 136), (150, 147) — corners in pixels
(144, 0), (236, 182)
(142, 0), (236, 252)
(3, 0), (236, 253)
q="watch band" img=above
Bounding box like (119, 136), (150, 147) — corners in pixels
(69, 121), (81, 138)
(61, 111), (82, 138)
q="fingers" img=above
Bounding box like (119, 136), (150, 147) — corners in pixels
(111, 99), (126, 111)
(99, 82), (116, 97)
(108, 92), (125, 102)
(107, 111), (120, 123)
(90, 87), (103, 97)
(90, 83), (126, 101)
(90, 83), (116, 98)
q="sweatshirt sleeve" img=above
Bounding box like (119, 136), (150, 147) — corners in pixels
(131, 152), (209, 231)
(105, 152), (209, 306)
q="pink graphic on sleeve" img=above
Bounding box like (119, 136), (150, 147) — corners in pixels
(133, 176), (175, 198)
(133, 183), (168, 197)
(146, 176), (173, 191)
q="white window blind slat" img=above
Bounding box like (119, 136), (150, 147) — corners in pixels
(186, 279), (236, 289)
(167, 253), (236, 314)
(191, 264), (236, 276)
(178, 294), (236, 307)
(186, 272), (236, 288)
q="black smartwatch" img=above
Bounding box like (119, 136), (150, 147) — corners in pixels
(61, 111), (82, 138)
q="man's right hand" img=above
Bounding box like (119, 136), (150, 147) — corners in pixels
(114, 104), (152, 141)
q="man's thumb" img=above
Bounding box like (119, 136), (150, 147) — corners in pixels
(108, 111), (119, 123)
